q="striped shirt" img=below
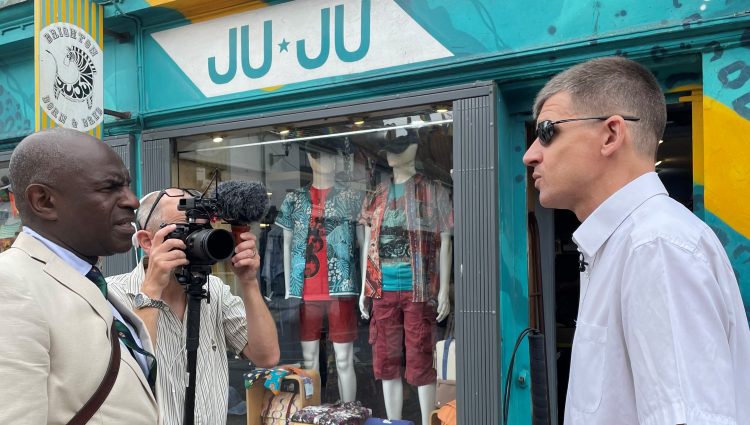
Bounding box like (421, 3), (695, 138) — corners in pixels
(107, 262), (248, 425)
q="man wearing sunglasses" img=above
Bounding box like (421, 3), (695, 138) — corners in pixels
(523, 57), (750, 425)
(108, 188), (279, 425)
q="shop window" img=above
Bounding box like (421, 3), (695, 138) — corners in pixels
(0, 161), (20, 252)
(174, 105), (455, 424)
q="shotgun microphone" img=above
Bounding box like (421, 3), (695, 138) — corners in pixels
(214, 180), (270, 245)
(215, 180), (270, 225)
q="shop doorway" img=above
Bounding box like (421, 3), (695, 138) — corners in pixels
(528, 99), (694, 424)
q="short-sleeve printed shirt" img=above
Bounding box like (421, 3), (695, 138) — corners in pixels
(275, 185), (363, 298)
(359, 174), (453, 302)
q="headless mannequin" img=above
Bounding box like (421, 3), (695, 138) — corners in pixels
(282, 151), (357, 402)
(359, 144), (452, 425)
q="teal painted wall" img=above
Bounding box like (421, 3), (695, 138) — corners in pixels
(498, 91), (533, 425)
(0, 55), (34, 140)
(132, 0), (749, 121)
(103, 33), (140, 126)
(2, 0), (749, 140)
(700, 44), (750, 317)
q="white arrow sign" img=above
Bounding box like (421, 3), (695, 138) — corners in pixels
(151, 0), (453, 98)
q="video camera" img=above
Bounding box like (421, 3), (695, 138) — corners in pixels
(163, 196), (235, 268)
(161, 179), (269, 287)
(159, 194), (234, 287)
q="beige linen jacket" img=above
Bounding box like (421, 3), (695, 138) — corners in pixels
(0, 233), (160, 424)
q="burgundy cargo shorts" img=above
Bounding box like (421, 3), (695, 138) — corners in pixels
(369, 290), (437, 386)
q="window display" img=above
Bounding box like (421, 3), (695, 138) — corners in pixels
(0, 164), (20, 252)
(175, 105), (454, 425)
(276, 137), (363, 402)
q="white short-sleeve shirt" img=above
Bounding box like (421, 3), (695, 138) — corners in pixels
(566, 172), (750, 425)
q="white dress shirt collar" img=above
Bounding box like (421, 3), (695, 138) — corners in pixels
(22, 226), (94, 275)
(573, 172), (667, 258)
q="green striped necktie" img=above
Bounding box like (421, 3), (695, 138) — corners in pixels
(85, 266), (158, 387)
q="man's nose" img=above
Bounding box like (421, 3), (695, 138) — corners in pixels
(523, 139), (542, 167)
(122, 188), (140, 209)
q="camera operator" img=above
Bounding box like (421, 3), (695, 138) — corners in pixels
(107, 188), (279, 425)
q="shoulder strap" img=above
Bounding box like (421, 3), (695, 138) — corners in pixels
(66, 321), (121, 425)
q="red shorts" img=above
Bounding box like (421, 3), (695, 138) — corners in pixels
(369, 291), (437, 386)
(299, 298), (357, 343)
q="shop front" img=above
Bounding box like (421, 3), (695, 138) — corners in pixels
(1, 1), (750, 424)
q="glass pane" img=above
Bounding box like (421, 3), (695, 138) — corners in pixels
(174, 104), (454, 425)
(0, 161), (20, 252)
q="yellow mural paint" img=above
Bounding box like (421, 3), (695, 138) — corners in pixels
(692, 94), (704, 187)
(668, 83), (702, 94)
(679, 90), (704, 186)
(261, 85), (285, 92)
(146, 0), (268, 23)
(703, 96), (750, 239)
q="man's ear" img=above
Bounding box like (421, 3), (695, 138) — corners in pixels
(601, 116), (627, 158)
(25, 184), (58, 221)
(135, 229), (154, 253)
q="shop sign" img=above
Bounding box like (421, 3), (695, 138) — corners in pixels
(38, 22), (103, 132)
(151, 0), (453, 97)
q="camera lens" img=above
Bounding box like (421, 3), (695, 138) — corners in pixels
(185, 228), (235, 262)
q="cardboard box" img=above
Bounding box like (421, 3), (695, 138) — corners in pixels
(246, 368), (321, 425)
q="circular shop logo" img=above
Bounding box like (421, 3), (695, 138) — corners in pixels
(39, 23), (103, 132)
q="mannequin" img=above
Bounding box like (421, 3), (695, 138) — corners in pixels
(359, 141), (453, 425)
(276, 149), (360, 402)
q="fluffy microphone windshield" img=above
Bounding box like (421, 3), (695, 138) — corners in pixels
(215, 180), (269, 224)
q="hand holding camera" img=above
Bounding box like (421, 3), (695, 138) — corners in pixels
(230, 229), (262, 290)
(142, 223), (188, 299)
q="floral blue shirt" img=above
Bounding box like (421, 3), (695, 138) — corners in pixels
(275, 185), (363, 298)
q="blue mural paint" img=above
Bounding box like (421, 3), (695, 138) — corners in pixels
(704, 47), (750, 121)
(142, 34), (205, 111)
(0, 60), (34, 140)
(334, 0), (370, 63)
(682, 13), (702, 28)
(718, 60), (750, 90)
(705, 210), (750, 319)
(394, 0), (499, 54)
(692, 184), (705, 220)
(706, 41), (724, 62)
(125, 0), (750, 112)
(733, 92), (750, 121)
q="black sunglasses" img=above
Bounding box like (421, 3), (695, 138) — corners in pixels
(140, 188), (201, 231)
(536, 116), (640, 147)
